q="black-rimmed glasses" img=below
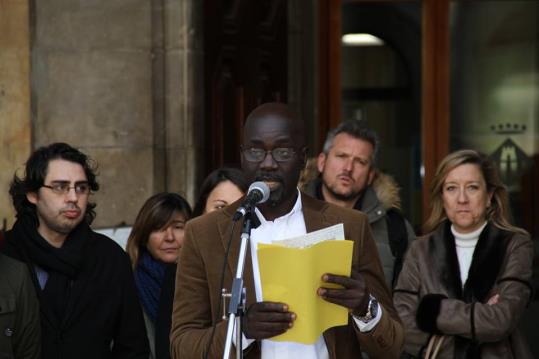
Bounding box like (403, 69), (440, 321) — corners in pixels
(241, 147), (298, 163)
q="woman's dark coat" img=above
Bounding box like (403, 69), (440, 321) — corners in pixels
(394, 221), (533, 359)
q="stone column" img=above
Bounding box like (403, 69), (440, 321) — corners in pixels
(30, 0), (154, 228)
(27, 0), (205, 228)
(0, 0), (32, 229)
(160, 0), (204, 206)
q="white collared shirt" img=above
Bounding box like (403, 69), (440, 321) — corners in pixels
(248, 190), (328, 359)
(237, 189), (381, 358)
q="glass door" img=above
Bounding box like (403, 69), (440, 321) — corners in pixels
(340, 1), (422, 229)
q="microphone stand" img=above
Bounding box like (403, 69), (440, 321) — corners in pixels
(223, 210), (254, 359)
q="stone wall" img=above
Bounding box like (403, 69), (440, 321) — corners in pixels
(0, 0), (313, 229)
(0, 0), (32, 229)
(30, 0), (155, 228)
(28, 0), (203, 228)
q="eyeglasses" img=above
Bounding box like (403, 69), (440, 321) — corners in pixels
(241, 147), (297, 163)
(42, 182), (91, 195)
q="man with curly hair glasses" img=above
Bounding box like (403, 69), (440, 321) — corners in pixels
(2, 142), (149, 359)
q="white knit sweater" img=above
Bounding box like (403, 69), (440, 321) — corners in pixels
(451, 222), (488, 286)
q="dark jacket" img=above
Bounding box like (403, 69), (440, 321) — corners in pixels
(394, 221), (533, 358)
(0, 253), (40, 359)
(303, 173), (415, 287)
(3, 226), (149, 359)
(171, 193), (404, 358)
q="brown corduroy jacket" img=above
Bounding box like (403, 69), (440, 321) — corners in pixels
(170, 192), (404, 358)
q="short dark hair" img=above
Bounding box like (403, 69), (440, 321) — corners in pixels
(322, 121), (380, 166)
(126, 192), (192, 267)
(192, 167), (249, 217)
(9, 142), (100, 224)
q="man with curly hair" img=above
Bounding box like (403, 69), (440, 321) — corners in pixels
(2, 143), (149, 359)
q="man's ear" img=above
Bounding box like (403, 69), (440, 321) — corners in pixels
(317, 153), (326, 173)
(26, 192), (38, 205)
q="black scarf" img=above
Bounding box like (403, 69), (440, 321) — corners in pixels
(8, 214), (89, 323)
(134, 250), (166, 323)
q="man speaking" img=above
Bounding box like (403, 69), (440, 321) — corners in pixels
(170, 103), (403, 358)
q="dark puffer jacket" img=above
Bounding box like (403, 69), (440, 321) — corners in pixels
(303, 172), (416, 287)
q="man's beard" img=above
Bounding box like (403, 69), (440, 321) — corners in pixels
(266, 186), (284, 207)
(323, 182), (362, 202)
(44, 216), (81, 235)
(43, 207), (84, 235)
(255, 173), (285, 207)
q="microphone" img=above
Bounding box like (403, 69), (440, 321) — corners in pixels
(233, 181), (270, 221)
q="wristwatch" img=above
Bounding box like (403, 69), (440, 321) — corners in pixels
(355, 294), (378, 323)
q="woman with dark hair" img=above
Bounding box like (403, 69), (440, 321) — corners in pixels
(192, 167), (248, 217)
(394, 150), (533, 358)
(126, 192), (192, 359)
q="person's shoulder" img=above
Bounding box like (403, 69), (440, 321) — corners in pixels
(88, 230), (129, 257)
(504, 228), (533, 249)
(0, 253), (30, 292)
(1, 229), (24, 260)
(0, 252), (26, 274)
(410, 233), (432, 248)
(328, 202), (368, 222)
(300, 178), (318, 197)
(324, 203), (368, 222)
(190, 208), (229, 225)
(186, 200), (238, 231)
(505, 227), (531, 240)
(86, 231), (135, 277)
(302, 192), (368, 223)
(187, 207), (232, 230)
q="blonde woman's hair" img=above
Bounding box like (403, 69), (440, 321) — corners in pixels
(126, 192), (192, 269)
(423, 149), (526, 235)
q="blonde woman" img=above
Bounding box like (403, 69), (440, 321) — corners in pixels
(394, 150), (533, 358)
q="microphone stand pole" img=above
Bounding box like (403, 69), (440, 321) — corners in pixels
(223, 211), (254, 359)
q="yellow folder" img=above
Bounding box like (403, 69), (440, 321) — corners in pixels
(257, 239), (354, 344)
